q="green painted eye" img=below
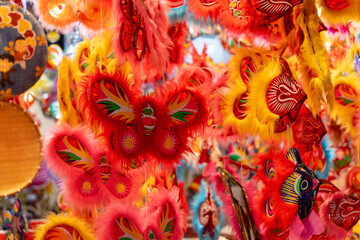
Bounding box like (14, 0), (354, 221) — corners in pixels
(294, 176), (302, 196)
(295, 177), (309, 196)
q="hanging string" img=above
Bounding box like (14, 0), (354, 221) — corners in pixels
(357, 140), (360, 167)
(100, 2), (103, 32)
(145, 160), (148, 226)
(287, 123), (290, 149)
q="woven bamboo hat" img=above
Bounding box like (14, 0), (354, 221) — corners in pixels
(0, 101), (42, 197)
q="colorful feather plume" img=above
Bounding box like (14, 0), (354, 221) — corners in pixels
(114, 0), (173, 74)
(248, 57), (306, 139)
(220, 80), (264, 138)
(316, 0), (360, 26)
(44, 124), (142, 213)
(228, 47), (265, 87)
(296, 0), (333, 115)
(95, 187), (187, 240)
(77, 72), (208, 168)
(34, 213), (96, 240)
(72, 31), (121, 85)
(329, 65), (360, 137)
(58, 56), (82, 126)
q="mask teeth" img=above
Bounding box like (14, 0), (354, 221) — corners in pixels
(281, 172), (300, 204)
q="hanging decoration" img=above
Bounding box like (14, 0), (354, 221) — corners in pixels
(191, 180), (222, 240)
(0, 2), (48, 97)
(254, 147), (322, 238)
(34, 213), (96, 240)
(44, 124), (142, 213)
(34, 0), (114, 32)
(95, 187), (187, 240)
(77, 72), (208, 168)
(0, 101), (42, 197)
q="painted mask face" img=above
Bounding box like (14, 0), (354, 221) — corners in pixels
(292, 106), (327, 146)
(281, 148), (321, 219)
(266, 73), (307, 119)
(329, 195), (360, 230)
(141, 103), (157, 136)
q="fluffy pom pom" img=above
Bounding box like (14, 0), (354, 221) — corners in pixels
(34, 0), (76, 31)
(152, 128), (190, 169)
(62, 172), (106, 213)
(104, 169), (142, 203)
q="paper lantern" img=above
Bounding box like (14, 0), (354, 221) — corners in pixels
(0, 2), (48, 97)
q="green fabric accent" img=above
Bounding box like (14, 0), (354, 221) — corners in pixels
(172, 111), (195, 123)
(164, 219), (175, 232)
(229, 154), (240, 161)
(98, 100), (121, 114)
(59, 151), (81, 163)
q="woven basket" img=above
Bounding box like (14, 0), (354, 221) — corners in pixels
(0, 101), (42, 197)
